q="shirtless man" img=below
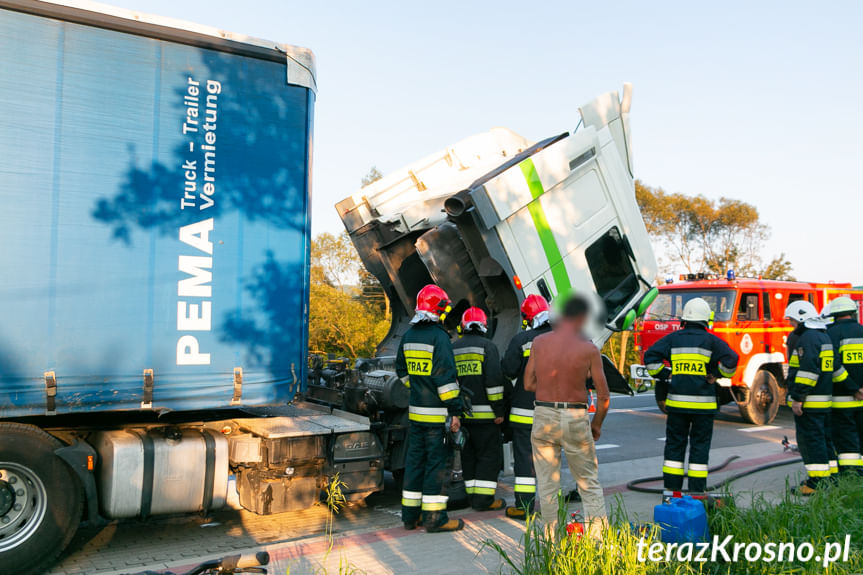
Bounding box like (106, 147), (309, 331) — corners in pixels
(524, 295), (609, 538)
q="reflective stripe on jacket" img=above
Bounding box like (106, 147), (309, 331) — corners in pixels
(502, 323), (552, 424)
(396, 322), (463, 424)
(643, 324), (739, 414)
(827, 318), (863, 409)
(453, 333), (508, 422)
(786, 326), (834, 412)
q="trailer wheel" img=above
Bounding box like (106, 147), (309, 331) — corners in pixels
(739, 370), (780, 425)
(0, 423), (83, 575)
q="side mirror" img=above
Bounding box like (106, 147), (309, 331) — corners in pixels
(635, 287), (659, 317)
(615, 309), (637, 331)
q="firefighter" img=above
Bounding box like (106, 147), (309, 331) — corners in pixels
(645, 298), (739, 493)
(502, 294), (552, 518)
(396, 284), (465, 532)
(453, 307), (508, 511)
(784, 300), (835, 494)
(825, 297), (863, 475)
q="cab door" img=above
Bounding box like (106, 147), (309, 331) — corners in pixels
(734, 291), (763, 365)
(761, 290), (790, 357)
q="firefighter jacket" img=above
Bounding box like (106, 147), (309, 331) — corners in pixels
(396, 321), (464, 425)
(786, 326), (834, 412)
(502, 322), (552, 426)
(826, 318), (863, 409)
(645, 324), (739, 414)
(453, 333), (507, 422)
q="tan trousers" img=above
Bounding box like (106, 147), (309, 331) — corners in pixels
(531, 405), (608, 539)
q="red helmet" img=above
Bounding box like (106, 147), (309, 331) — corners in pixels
(460, 307), (488, 332)
(416, 284), (452, 316)
(521, 294), (550, 323)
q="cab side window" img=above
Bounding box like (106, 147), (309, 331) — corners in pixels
(584, 227), (638, 321)
(737, 293), (759, 321)
(762, 292), (772, 320)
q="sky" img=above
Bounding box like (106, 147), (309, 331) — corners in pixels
(109, 0), (863, 285)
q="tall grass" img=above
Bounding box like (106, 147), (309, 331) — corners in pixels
(483, 476), (863, 575)
(287, 474), (367, 575)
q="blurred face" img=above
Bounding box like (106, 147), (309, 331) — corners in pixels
(560, 314), (587, 333)
(787, 318), (800, 328)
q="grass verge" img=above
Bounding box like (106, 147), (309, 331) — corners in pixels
(483, 475), (863, 574)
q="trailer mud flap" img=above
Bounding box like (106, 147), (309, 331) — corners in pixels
(55, 440), (107, 527)
(201, 429), (217, 514)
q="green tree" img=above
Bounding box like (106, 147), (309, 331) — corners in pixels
(635, 180), (793, 280)
(761, 254), (796, 281)
(309, 232), (389, 358)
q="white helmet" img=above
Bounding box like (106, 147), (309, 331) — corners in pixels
(784, 300), (822, 329)
(819, 305), (834, 326)
(682, 298), (712, 323)
(829, 296), (857, 317)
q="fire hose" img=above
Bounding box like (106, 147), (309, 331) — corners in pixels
(626, 453), (803, 495)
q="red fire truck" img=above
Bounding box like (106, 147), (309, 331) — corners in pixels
(632, 275), (863, 424)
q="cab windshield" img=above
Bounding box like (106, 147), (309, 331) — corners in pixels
(645, 290), (736, 322)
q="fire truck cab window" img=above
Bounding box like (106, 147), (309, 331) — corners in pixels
(762, 292), (772, 320)
(646, 290), (736, 322)
(585, 227), (638, 321)
(788, 293), (805, 305)
(738, 293), (759, 321)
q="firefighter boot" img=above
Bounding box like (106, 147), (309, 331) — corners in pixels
(505, 506), (527, 519)
(790, 483), (817, 497)
(481, 499), (506, 511)
(427, 518), (465, 533)
(403, 516), (424, 530)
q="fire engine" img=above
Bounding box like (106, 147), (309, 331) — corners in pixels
(632, 273), (863, 424)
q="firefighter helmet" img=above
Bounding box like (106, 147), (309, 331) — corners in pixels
(828, 296), (857, 317)
(521, 294), (550, 323)
(415, 284), (452, 317)
(460, 307), (488, 333)
(681, 298), (711, 323)
(784, 300), (819, 325)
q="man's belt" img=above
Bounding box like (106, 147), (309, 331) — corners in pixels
(534, 401), (588, 409)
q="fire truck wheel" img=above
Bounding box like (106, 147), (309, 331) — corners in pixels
(740, 370), (781, 425)
(0, 423), (83, 575)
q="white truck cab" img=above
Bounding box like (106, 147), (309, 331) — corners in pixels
(337, 84), (658, 371)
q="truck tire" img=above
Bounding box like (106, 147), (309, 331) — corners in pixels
(739, 370), (781, 425)
(0, 423), (83, 575)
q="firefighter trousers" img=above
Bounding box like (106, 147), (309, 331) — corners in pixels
(832, 408), (863, 474)
(462, 422), (503, 510)
(825, 413), (838, 476)
(401, 423), (453, 529)
(795, 411), (831, 487)
(511, 424), (536, 511)
(663, 412), (714, 492)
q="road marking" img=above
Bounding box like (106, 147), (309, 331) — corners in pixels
(609, 406), (660, 413)
(657, 437), (666, 441)
(612, 393), (655, 400)
(739, 425), (781, 433)
(594, 444), (619, 450)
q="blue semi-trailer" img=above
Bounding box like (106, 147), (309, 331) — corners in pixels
(0, 3), (386, 574)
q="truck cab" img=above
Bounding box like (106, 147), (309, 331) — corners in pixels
(633, 275), (863, 424)
(337, 85), (658, 361)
